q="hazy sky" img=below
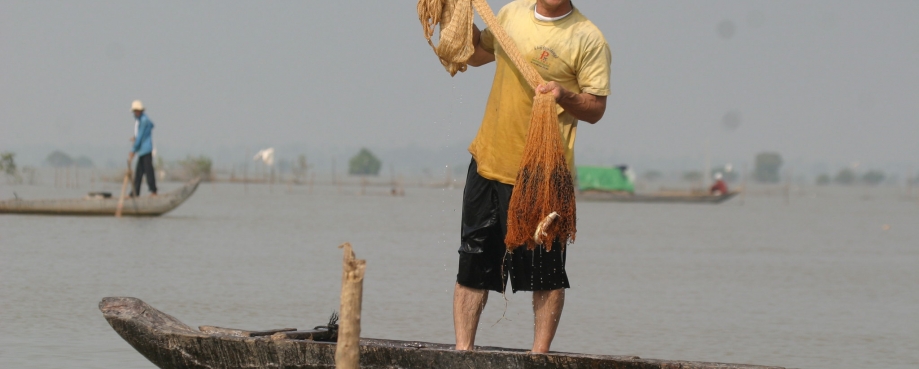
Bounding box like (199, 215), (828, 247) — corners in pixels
(2, 1), (918, 173)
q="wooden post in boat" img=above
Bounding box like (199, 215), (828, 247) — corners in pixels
(336, 243), (366, 369)
(115, 160), (131, 218)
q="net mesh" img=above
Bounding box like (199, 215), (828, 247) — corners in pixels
(418, 0), (474, 76)
(503, 93), (576, 251)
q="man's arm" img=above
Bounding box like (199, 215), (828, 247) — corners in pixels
(131, 119), (149, 153)
(131, 130), (142, 154)
(537, 82), (607, 124)
(467, 25), (495, 67)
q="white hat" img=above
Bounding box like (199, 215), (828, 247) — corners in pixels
(714, 172), (723, 180)
(131, 100), (144, 111)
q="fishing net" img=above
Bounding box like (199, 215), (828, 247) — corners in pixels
(417, 0), (576, 251)
(418, 0), (474, 76)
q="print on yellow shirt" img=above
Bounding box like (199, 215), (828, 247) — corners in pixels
(469, 0), (611, 185)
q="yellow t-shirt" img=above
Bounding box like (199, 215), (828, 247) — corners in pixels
(469, 0), (611, 185)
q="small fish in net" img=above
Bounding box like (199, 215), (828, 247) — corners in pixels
(504, 93), (576, 251)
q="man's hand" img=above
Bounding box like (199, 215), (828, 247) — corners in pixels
(536, 81), (566, 101)
(467, 24), (495, 67)
(129, 152), (135, 162)
(536, 82), (607, 124)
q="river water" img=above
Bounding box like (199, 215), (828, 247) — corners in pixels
(1, 181), (917, 368)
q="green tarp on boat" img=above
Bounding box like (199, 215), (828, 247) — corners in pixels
(576, 166), (634, 193)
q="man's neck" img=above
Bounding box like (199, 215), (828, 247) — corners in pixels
(535, 1), (573, 18)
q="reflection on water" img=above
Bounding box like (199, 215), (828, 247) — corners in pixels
(1, 182), (917, 369)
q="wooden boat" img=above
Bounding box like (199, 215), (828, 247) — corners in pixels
(574, 166), (737, 204)
(0, 179), (199, 216)
(578, 190), (738, 204)
(100, 296), (786, 369)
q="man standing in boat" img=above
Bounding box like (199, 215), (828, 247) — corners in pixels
(129, 100), (157, 197)
(453, 0), (610, 354)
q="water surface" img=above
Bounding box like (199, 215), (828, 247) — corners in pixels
(1, 182), (917, 368)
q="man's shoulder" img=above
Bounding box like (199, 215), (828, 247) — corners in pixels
(569, 10), (607, 44)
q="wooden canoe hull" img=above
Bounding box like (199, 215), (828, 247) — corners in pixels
(578, 191), (738, 204)
(100, 297), (786, 369)
(0, 179), (199, 216)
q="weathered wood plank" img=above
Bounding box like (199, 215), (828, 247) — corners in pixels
(277, 329), (336, 341)
(199, 326), (297, 337)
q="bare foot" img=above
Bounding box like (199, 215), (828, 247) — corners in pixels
(150, 193), (158, 197)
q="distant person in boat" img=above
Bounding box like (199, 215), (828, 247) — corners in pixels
(710, 172), (728, 196)
(452, 0), (610, 354)
(129, 100), (157, 197)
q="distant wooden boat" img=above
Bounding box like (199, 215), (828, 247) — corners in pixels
(578, 190), (738, 204)
(100, 296), (785, 369)
(0, 179), (199, 216)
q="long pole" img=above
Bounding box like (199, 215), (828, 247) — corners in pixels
(115, 159), (131, 217)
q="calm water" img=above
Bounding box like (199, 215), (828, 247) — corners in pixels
(1, 181), (917, 368)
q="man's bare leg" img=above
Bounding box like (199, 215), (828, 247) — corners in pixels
(531, 288), (565, 353)
(453, 282), (489, 350)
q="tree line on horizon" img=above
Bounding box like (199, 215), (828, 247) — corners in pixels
(3, 148), (916, 186)
(637, 151), (909, 187)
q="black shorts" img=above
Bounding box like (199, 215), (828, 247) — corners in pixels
(456, 159), (570, 293)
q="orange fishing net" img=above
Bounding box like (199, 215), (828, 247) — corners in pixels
(417, 0), (576, 251)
